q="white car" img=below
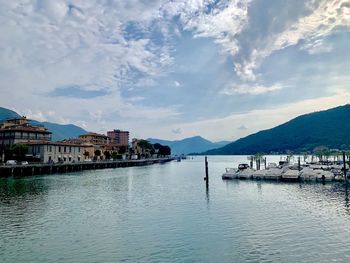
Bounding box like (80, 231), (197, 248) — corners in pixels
(21, 161), (29, 165)
(6, 160), (17, 165)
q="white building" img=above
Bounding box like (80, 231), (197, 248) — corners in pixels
(18, 141), (84, 163)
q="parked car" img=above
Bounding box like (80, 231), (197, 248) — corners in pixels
(6, 160), (17, 165)
(84, 158), (92, 162)
(21, 161), (29, 165)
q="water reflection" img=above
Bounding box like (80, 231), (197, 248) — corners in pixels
(345, 182), (349, 212)
(205, 187), (210, 207)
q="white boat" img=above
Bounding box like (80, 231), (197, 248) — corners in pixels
(263, 167), (283, 180)
(236, 168), (255, 179)
(222, 168), (239, 179)
(300, 167), (336, 182)
(281, 167), (300, 181)
(222, 163), (254, 180)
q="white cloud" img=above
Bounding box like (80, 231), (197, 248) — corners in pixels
(221, 83), (284, 95)
(174, 81), (181, 87)
(234, 0), (350, 80)
(1, 0), (350, 142)
(163, 89), (350, 141)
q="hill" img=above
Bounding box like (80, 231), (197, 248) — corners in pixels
(0, 107), (20, 121)
(0, 107), (87, 141)
(205, 104), (350, 155)
(31, 121), (87, 141)
(148, 136), (228, 155)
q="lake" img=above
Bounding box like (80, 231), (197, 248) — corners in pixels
(1, 156), (350, 262)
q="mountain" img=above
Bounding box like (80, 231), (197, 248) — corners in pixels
(0, 107), (20, 121)
(0, 107), (87, 141)
(148, 136), (228, 155)
(31, 121), (87, 141)
(205, 104), (350, 155)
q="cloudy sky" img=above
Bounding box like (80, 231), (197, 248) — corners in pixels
(1, 0), (350, 142)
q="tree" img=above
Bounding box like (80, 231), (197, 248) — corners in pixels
(314, 146), (329, 162)
(4, 144), (28, 161)
(111, 151), (118, 160)
(153, 143), (171, 157)
(104, 151), (111, 160)
(118, 146), (127, 154)
(138, 140), (153, 150)
(83, 151), (90, 158)
(94, 149), (101, 160)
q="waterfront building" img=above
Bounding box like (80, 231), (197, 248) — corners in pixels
(132, 138), (153, 159)
(18, 141), (84, 163)
(79, 133), (109, 146)
(0, 117), (52, 147)
(107, 129), (129, 147)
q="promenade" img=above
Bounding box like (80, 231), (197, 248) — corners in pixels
(0, 158), (174, 177)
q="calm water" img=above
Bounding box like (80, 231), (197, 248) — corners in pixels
(1, 156), (350, 262)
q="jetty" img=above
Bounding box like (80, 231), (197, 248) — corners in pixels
(222, 162), (347, 183)
(0, 158), (174, 178)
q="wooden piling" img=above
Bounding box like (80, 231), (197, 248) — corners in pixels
(343, 152), (347, 181)
(204, 156), (209, 188)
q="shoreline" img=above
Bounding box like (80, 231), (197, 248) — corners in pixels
(0, 158), (174, 178)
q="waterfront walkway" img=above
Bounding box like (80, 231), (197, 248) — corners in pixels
(0, 158), (174, 177)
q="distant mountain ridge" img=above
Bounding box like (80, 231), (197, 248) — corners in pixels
(0, 107), (20, 121)
(0, 107), (87, 141)
(205, 104), (350, 155)
(148, 136), (228, 155)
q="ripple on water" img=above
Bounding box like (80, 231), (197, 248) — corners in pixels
(2, 158), (350, 262)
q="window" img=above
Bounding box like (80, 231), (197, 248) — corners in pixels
(59, 147), (61, 153)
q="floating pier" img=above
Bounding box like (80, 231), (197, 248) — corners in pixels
(0, 158), (174, 178)
(222, 166), (345, 183)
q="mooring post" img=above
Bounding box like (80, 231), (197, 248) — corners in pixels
(204, 156), (209, 188)
(343, 152), (347, 181)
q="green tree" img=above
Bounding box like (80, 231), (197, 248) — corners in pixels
(83, 151), (90, 158)
(118, 146), (127, 154)
(94, 149), (101, 160)
(314, 146), (329, 162)
(111, 151), (118, 160)
(104, 151), (111, 160)
(5, 144), (28, 161)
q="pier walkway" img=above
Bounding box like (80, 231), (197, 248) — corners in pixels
(0, 158), (174, 178)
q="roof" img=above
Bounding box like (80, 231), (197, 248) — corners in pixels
(0, 126), (52, 134)
(16, 140), (87, 147)
(79, 132), (108, 138)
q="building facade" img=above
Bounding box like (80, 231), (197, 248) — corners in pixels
(107, 129), (129, 147)
(79, 133), (109, 146)
(0, 117), (52, 147)
(19, 141), (84, 163)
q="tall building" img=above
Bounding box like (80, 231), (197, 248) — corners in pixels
(107, 129), (129, 147)
(0, 117), (52, 147)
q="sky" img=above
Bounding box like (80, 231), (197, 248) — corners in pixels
(1, 0), (350, 142)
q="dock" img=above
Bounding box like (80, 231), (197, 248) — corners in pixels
(0, 158), (174, 178)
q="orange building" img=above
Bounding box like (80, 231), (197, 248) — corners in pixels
(79, 133), (109, 146)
